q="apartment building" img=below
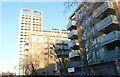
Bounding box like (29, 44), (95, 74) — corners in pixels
(67, 2), (120, 75)
(50, 39), (69, 75)
(17, 8), (42, 75)
(17, 9), (68, 75)
(40, 29), (68, 75)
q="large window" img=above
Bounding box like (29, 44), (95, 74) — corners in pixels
(79, 12), (83, 18)
(81, 20), (85, 29)
(83, 30), (87, 40)
(91, 25), (96, 35)
(85, 41), (89, 52)
(92, 50), (100, 62)
(93, 38), (98, 48)
(31, 35), (36, 42)
(89, 13), (94, 24)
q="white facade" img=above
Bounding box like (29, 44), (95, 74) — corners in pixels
(17, 8), (42, 75)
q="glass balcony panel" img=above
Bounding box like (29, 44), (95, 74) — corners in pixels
(69, 50), (79, 58)
(68, 40), (79, 49)
(97, 15), (118, 32)
(63, 40), (68, 44)
(69, 61), (80, 68)
(68, 30), (77, 39)
(67, 21), (76, 30)
(101, 48), (120, 62)
(100, 31), (120, 46)
(56, 40), (63, 44)
(94, 2), (114, 18)
(105, 50), (119, 61)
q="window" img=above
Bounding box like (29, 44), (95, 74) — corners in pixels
(30, 43), (32, 47)
(31, 35), (36, 42)
(93, 38), (98, 48)
(20, 41), (23, 42)
(89, 14), (92, 20)
(38, 43), (40, 47)
(91, 25), (96, 35)
(87, 4), (91, 12)
(96, 51), (100, 61)
(87, 27), (91, 36)
(23, 10), (29, 15)
(84, 3), (87, 7)
(85, 41), (89, 52)
(81, 20), (85, 29)
(33, 11), (39, 16)
(83, 30), (87, 40)
(79, 12), (83, 18)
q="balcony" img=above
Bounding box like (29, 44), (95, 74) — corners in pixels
(94, 2), (114, 18)
(56, 40), (68, 45)
(63, 40), (68, 45)
(97, 15), (118, 32)
(101, 47), (120, 62)
(57, 45), (68, 50)
(68, 61), (80, 68)
(69, 50), (79, 58)
(67, 21), (76, 30)
(56, 40), (63, 44)
(100, 31), (120, 46)
(68, 40), (79, 49)
(57, 51), (69, 58)
(68, 30), (78, 39)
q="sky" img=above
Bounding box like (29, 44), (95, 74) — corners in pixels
(0, 2), (78, 73)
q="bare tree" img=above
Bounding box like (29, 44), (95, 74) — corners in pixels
(50, 40), (69, 75)
(19, 43), (39, 75)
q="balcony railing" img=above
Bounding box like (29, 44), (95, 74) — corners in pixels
(56, 40), (64, 44)
(57, 45), (68, 50)
(69, 61), (80, 68)
(57, 51), (69, 58)
(56, 40), (68, 44)
(69, 50), (79, 58)
(63, 40), (68, 44)
(97, 15), (118, 32)
(94, 2), (114, 18)
(68, 40), (79, 49)
(68, 30), (77, 39)
(67, 21), (76, 30)
(100, 31), (120, 46)
(101, 48), (120, 62)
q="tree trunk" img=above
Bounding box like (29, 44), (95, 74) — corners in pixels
(84, 52), (89, 75)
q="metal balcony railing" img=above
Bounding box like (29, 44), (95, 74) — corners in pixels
(97, 15), (118, 32)
(68, 30), (77, 39)
(94, 2), (114, 18)
(67, 21), (76, 30)
(100, 31), (120, 46)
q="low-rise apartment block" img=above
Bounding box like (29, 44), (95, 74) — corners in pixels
(67, 1), (120, 75)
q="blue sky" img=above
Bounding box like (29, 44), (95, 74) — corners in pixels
(1, 2), (78, 73)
